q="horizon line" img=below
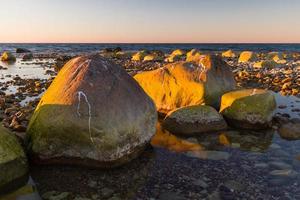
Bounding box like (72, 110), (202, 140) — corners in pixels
(1, 42), (300, 44)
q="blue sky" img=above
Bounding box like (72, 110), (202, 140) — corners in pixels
(0, 0), (299, 43)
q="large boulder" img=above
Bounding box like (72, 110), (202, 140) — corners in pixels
(26, 55), (157, 168)
(163, 105), (227, 135)
(220, 89), (276, 129)
(238, 51), (257, 63)
(134, 55), (236, 114)
(0, 125), (28, 194)
(1, 51), (16, 62)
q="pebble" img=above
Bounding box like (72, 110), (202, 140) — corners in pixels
(269, 161), (292, 170)
(192, 179), (209, 188)
(269, 169), (298, 178)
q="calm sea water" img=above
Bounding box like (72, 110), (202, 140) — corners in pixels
(0, 43), (300, 55)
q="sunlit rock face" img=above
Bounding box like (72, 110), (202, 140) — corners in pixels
(222, 50), (236, 58)
(220, 89), (276, 130)
(266, 52), (287, 64)
(26, 55), (157, 168)
(143, 52), (163, 62)
(1, 51), (16, 62)
(163, 105), (227, 135)
(134, 55), (236, 114)
(0, 125), (28, 194)
(186, 49), (202, 63)
(131, 51), (147, 61)
(165, 49), (186, 63)
(238, 51), (257, 63)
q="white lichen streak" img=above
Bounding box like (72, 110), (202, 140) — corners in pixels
(77, 91), (95, 145)
(72, 59), (91, 77)
(250, 89), (258, 96)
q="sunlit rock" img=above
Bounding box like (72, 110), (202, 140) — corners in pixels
(186, 49), (202, 63)
(222, 50), (236, 58)
(134, 55), (236, 114)
(0, 124), (28, 194)
(165, 49), (186, 63)
(1, 51), (16, 62)
(267, 52), (287, 64)
(238, 51), (257, 63)
(220, 89), (276, 129)
(131, 50), (147, 61)
(278, 122), (300, 140)
(143, 53), (163, 62)
(26, 55), (157, 168)
(163, 105), (227, 135)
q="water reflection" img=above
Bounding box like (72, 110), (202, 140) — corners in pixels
(151, 124), (274, 154)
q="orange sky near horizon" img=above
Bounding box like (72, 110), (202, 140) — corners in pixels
(0, 0), (299, 43)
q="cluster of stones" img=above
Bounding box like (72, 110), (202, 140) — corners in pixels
(1, 48), (299, 196)
(222, 51), (300, 97)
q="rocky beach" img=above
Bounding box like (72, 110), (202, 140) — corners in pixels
(1, 45), (300, 200)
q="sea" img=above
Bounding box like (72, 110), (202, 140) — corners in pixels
(0, 43), (300, 55)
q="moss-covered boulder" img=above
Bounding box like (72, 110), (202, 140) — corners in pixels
(1, 51), (16, 62)
(220, 89), (276, 129)
(134, 55), (236, 114)
(26, 55), (157, 168)
(186, 49), (202, 63)
(0, 125), (28, 194)
(163, 105), (227, 135)
(238, 51), (257, 63)
(222, 50), (236, 58)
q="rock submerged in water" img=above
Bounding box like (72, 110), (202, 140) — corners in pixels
(220, 89), (276, 130)
(134, 55), (236, 114)
(16, 48), (31, 53)
(1, 51), (16, 62)
(278, 122), (300, 140)
(26, 55), (157, 168)
(163, 105), (227, 135)
(0, 125), (28, 194)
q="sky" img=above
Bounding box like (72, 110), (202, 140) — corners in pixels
(0, 0), (299, 43)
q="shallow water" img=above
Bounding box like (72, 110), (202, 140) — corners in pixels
(1, 43), (300, 55)
(0, 59), (54, 83)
